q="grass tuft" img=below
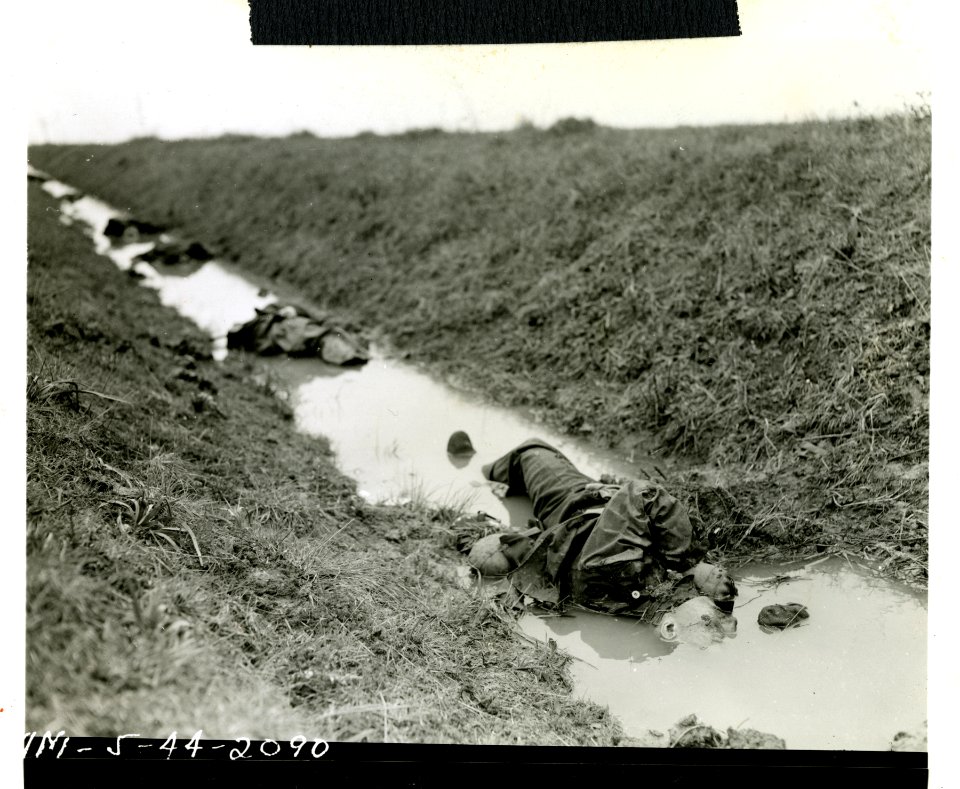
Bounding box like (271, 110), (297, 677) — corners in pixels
(108, 494), (205, 567)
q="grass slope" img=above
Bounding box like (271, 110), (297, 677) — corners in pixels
(29, 112), (930, 583)
(26, 182), (624, 744)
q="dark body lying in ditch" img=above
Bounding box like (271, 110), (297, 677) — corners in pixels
(479, 439), (737, 621)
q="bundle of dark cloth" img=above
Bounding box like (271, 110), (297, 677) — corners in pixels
(134, 239), (214, 266)
(757, 603), (809, 632)
(227, 303), (369, 366)
(103, 216), (165, 241)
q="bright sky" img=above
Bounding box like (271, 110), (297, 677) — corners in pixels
(26, 0), (931, 142)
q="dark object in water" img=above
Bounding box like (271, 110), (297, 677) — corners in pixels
(227, 303), (369, 366)
(758, 602), (809, 632)
(103, 218), (126, 237)
(135, 239), (214, 266)
(103, 217), (165, 240)
(186, 242), (214, 261)
(446, 430), (476, 457)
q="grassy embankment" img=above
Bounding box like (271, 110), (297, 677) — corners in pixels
(29, 111), (930, 584)
(26, 181), (624, 742)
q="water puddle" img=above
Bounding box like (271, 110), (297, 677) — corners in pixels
(519, 557), (926, 750)
(34, 172), (927, 749)
(42, 178), (277, 360)
(286, 356), (654, 523)
(38, 175), (657, 523)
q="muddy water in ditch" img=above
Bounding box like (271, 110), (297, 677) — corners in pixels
(45, 180), (277, 361)
(41, 174), (927, 749)
(520, 558), (926, 750)
(282, 355), (657, 522)
(43, 175), (654, 524)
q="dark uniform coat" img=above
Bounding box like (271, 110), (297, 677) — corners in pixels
(484, 440), (704, 619)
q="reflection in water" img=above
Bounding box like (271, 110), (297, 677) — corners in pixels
(41, 179), (79, 200)
(446, 453), (472, 470)
(290, 358), (654, 526)
(40, 176), (663, 524)
(657, 596), (738, 648)
(519, 558), (926, 750)
(52, 184), (276, 361)
(141, 262), (275, 358)
(544, 613), (676, 661)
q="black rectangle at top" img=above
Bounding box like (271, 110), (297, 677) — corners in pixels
(249, 0), (742, 45)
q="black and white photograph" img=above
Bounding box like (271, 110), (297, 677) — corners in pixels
(7, 0), (946, 779)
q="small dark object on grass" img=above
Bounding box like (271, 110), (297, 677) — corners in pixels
(758, 603), (809, 632)
(170, 338), (213, 361)
(44, 319), (103, 343)
(191, 391), (224, 417)
(28, 375), (131, 412)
